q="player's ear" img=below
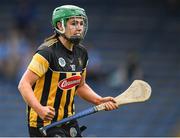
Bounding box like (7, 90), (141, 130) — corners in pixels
(57, 21), (63, 31)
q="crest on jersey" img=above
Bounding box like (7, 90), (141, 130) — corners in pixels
(70, 64), (76, 71)
(58, 57), (66, 67)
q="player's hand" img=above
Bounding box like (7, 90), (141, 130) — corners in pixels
(38, 106), (55, 121)
(100, 97), (118, 111)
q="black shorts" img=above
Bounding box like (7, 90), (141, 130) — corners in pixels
(28, 120), (82, 137)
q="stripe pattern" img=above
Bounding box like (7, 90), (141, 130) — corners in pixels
(28, 68), (81, 127)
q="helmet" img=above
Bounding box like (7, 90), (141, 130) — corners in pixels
(52, 5), (88, 40)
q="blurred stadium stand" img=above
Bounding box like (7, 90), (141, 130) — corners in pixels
(0, 0), (180, 136)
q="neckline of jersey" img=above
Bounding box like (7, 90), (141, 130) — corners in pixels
(57, 38), (75, 54)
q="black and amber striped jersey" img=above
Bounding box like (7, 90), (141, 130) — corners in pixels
(27, 37), (88, 127)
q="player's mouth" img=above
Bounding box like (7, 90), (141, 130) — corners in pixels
(74, 33), (81, 36)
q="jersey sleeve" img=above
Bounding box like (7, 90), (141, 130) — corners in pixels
(81, 68), (87, 79)
(28, 52), (50, 77)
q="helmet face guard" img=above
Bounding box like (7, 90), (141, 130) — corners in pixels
(52, 5), (88, 43)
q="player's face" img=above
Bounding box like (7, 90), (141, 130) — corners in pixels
(65, 17), (85, 38)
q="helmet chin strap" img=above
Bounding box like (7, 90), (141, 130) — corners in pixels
(55, 28), (83, 45)
(55, 27), (65, 34)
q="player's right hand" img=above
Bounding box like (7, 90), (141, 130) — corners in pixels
(38, 106), (55, 121)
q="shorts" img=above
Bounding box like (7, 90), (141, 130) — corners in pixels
(28, 120), (84, 137)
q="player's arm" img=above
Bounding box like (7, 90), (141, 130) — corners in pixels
(18, 53), (55, 121)
(76, 69), (118, 110)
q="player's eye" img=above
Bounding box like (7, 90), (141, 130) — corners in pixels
(71, 21), (76, 26)
(80, 21), (84, 26)
(69, 19), (84, 28)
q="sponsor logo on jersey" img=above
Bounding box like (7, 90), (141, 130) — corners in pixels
(58, 57), (66, 67)
(58, 75), (81, 90)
